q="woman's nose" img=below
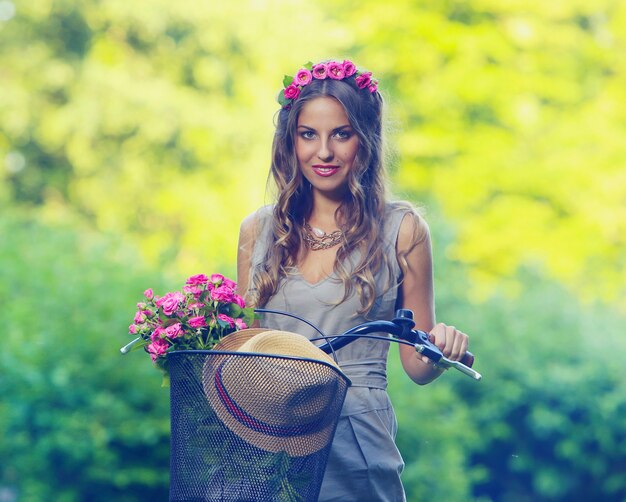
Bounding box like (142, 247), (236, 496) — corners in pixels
(317, 140), (333, 162)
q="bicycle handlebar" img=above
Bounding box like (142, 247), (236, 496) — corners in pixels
(121, 308), (482, 380)
(315, 309), (481, 381)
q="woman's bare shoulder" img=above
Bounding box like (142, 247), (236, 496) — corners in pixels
(389, 202), (430, 252)
(239, 205), (273, 239)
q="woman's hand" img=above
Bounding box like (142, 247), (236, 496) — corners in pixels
(422, 323), (469, 364)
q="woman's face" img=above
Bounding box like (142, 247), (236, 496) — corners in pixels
(295, 96), (359, 200)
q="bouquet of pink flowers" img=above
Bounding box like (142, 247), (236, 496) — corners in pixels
(125, 273), (256, 383)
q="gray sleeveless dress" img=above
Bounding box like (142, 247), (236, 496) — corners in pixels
(250, 202), (410, 502)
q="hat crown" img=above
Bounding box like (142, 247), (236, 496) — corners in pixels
(204, 329), (348, 456)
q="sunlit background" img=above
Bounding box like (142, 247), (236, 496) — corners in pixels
(1, 0), (624, 500)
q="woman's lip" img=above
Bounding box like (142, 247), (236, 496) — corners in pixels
(312, 165), (340, 177)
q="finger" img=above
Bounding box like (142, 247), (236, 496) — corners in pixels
(449, 330), (468, 361)
(440, 325), (458, 358)
(431, 323), (447, 351)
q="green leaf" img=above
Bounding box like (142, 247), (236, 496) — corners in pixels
(277, 91), (290, 107)
(230, 303), (243, 317)
(282, 74), (293, 87)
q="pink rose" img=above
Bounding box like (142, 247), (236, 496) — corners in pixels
(165, 323), (184, 339)
(188, 316), (206, 329)
(210, 273), (225, 285)
(187, 302), (203, 311)
(134, 311), (146, 324)
(211, 285), (235, 303)
(233, 294), (246, 308)
(327, 61), (345, 80)
(144, 288), (154, 300)
(129, 324), (138, 334)
(183, 284), (202, 296)
(295, 68), (312, 86)
(147, 338), (170, 362)
(312, 63), (327, 79)
(283, 83), (300, 100)
(186, 274), (209, 286)
(217, 313), (235, 328)
(235, 318), (247, 330)
(157, 291), (185, 316)
(150, 326), (166, 342)
(368, 82), (378, 93)
(355, 72), (372, 89)
(222, 278), (237, 290)
(343, 60), (357, 77)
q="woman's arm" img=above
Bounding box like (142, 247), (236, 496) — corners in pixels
(396, 212), (468, 385)
(236, 211), (259, 301)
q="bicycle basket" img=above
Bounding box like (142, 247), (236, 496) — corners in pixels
(168, 350), (350, 502)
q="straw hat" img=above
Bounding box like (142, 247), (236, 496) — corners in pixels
(203, 329), (347, 457)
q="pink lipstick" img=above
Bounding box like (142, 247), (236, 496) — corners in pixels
(312, 164), (340, 177)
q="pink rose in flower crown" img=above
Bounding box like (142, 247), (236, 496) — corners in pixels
(165, 323), (184, 339)
(283, 83), (300, 100)
(343, 60), (357, 77)
(295, 68), (312, 86)
(157, 291), (185, 316)
(327, 61), (345, 80)
(312, 63), (328, 79)
(369, 82), (378, 93)
(355, 72), (372, 89)
(218, 313), (236, 328)
(147, 338), (170, 362)
(188, 315), (207, 329)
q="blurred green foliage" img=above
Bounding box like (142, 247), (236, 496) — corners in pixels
(1, 0), (625, 501)
(390, 211), (626, 500)
(0, 212), (170, 501)
(1, 0), (623, 303)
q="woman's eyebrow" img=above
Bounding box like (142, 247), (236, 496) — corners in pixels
(297, 124), (352, 131)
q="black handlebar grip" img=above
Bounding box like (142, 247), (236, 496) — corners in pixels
(461, 351), (475, 368)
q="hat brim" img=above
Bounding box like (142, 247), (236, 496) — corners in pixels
(213, 328), (269, 352)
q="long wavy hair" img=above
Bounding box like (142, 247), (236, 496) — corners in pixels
(250, 75), (407, 314)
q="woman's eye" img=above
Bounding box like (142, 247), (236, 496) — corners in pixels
(300, 131), (316, 140)
(334, 130), (352, 140)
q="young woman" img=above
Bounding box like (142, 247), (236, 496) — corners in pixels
(236, 60), (469, 501)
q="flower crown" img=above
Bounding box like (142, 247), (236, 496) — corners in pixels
(277, 59), (379, 109)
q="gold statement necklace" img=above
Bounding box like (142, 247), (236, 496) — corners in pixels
(302, 223), (344, 251)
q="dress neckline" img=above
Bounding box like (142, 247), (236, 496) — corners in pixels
(294, 268), (336, 288)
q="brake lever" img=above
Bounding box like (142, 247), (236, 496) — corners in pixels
(391, 310), (481, 381)
(410, 329), (482, 381)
